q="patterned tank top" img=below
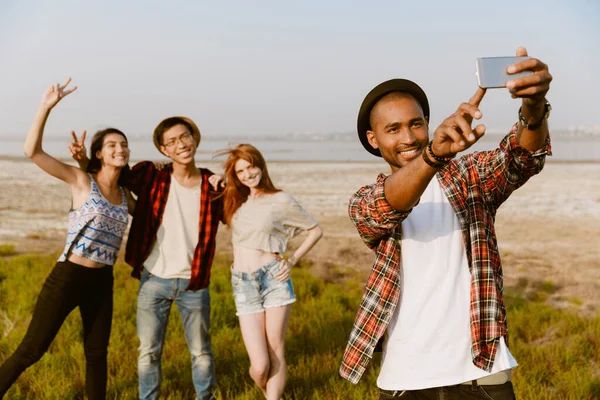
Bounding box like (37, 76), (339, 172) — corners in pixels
(59, 174), (129, 266)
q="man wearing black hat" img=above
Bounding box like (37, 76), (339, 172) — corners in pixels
(339, 47), (552, 399)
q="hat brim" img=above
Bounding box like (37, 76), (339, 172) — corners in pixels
(153, 116), (201, 153)
(357, 79), (430, 157)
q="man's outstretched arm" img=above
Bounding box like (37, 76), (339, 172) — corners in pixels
(383, 87), (487, 211)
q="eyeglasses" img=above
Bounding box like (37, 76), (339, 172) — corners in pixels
(162, 132), (194, 149)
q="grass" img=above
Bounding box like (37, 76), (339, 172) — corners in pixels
(0, 243), (16, 257)
(1, 252), (599, 399)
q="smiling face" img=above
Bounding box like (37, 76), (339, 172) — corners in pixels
(366, 92), (429, 172)
(96, 133), (130, 168)
(234, 158), (263, 191)
(159, 124), (197, 165)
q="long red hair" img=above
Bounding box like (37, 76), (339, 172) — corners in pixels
(216, 144), (280, 226)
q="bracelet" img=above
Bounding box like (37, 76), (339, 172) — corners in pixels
(422, 145), (446, 169)
(518, 100), (551, 130)
(428, 141), (455, 163)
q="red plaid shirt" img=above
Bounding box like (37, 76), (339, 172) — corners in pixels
(124, 161), (223, 291)
(340, 125), (551, 384)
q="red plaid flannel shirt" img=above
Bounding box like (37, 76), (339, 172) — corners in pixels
(124, 161), (223, 291)
(340, 125), (551, 384)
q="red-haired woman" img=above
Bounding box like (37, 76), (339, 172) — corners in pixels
(218, 144), (322, 400)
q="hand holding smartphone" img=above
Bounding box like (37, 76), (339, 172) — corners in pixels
(475, 56), (533, 89)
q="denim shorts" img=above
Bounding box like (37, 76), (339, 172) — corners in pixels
(231, 258), (297, 316)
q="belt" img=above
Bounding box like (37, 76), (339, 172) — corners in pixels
(379, 370), (512, 397)
(459, 370), (511, 386)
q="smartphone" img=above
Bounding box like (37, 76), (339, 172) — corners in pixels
(475, 56), (532, 88)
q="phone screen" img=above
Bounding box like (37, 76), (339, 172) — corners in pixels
(475, 56), (532, 88)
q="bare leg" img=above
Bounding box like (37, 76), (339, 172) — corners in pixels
(264, 304), (292, 400)
(238, 312), (270, 397)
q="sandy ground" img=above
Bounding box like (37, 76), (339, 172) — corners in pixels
(1, 159), (599, 313)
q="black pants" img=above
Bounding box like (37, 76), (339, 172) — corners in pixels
(379, 381), (516, 400)
(0, 260), (114, 399)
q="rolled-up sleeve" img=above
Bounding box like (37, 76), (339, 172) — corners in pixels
(348, 174), (411, 250)
(477, 123), (552, 207)
(505, 123), (552, 168)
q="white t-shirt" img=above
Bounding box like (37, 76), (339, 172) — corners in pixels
(144, 176), (201, 279)
(377, 178), (517, 390)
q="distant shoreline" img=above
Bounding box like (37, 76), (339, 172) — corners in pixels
(1, 130), (599, 142)
(1, 155), (599, 164)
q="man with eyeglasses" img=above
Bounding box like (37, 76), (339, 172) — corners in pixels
(71, 116), (222, 400)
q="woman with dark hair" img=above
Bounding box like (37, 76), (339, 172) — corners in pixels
(217, 143), (323, 400)
(0, 78), (135, 399)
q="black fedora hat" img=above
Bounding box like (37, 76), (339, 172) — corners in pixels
(357, 79), (430, 157)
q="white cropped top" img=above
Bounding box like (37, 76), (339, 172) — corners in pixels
(231, 191), (317, 254)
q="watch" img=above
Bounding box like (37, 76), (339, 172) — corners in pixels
(518, 100), (552, 130)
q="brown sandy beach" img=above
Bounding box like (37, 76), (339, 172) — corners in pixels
(1, 158), (599, 313)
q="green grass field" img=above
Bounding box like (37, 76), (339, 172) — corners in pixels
(1, 251), (599, 399)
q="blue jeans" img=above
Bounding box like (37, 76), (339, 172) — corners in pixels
(137, 269), (215, 400)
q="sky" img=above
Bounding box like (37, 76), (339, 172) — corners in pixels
(0, 0), (598, 139)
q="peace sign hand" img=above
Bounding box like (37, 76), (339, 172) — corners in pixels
(68, 130), (87, 161)
(41, 77), (77, 109)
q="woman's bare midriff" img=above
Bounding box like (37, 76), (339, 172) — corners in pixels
(67, 254), (110, 269)
(232, 245), (279, 273)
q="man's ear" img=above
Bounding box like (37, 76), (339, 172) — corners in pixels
(366, 130), (379, 150)
(159, 145), (169, 158)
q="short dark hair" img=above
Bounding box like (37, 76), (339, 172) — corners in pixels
(154, 117), (195, 146)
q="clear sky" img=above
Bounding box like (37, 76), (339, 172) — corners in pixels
(0, 0), (598, 139)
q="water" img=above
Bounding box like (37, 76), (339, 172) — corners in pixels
(2, 133), (599, 162)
